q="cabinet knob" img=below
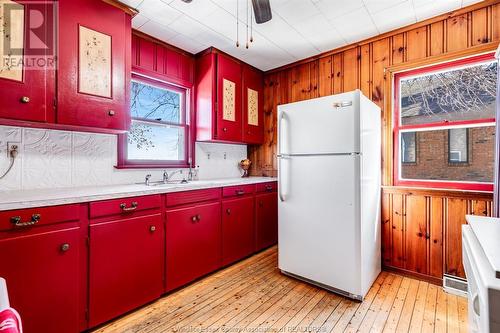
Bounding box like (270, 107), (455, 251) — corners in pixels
(191, 215), (198, 223)
(223, 127), (228, 132)
(150, 226), (156, 232)
(60, 243), (70, 252)
(226, 209), (231, 215)
(20, 96), (30, 103)
(108, 110), (115, 116)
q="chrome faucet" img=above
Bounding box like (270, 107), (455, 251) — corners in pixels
(163, 170), (183, 183)
(145, 174), (152, 186)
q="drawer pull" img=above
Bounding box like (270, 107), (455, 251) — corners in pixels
(11, 214), (40, 227)
(60, 243), (70, 252)
(236, 190), (245, 196)
(108, 110), (115, 116)
(20, 96), (30, 103)
(265, 185), (273, 192)
(226, 209), (231, 215)
(120, 202), (138, 212)
(191, 215), (198, 223)
(150, 226), (156, 233)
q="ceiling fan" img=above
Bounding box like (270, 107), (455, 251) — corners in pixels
(180, 0), (272, 24)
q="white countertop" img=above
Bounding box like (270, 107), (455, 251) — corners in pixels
(0, 177), (277, 211)
(466, 215), (500, 279)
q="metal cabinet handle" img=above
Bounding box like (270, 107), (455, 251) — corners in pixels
(226, 209), (231, 215)
(120, 202), (138, 212)
(61, 243), (70, 252)
(11, 214), (40, 227)
(20, 96), (30, 103)
(236, 190), (245, 196)
(223, 127), (228, 132)
(108, 110), (115, 116)
(191, 215), (198, 223)
(150, 226), (156, 232)
(265, 185), (273, 192)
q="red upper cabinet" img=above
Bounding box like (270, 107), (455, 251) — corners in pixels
(196, 49), (244, 143)
(242, 65), (264, 144)
(57, 0), (132, 131)
(0, 1), (55, 123)
(132, 33), (194, 88)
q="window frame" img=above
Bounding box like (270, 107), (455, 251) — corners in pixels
(116, 73), (194, 169)
(393, 52), (496, 191)
(401, 131), (417, 164)
(448, 128), (469, 164)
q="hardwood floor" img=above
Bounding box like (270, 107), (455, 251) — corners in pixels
(93, 247), (468, 333)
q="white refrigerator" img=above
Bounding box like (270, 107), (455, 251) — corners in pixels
(278, 90), (381, 301)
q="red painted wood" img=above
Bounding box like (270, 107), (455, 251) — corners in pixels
(166, 201), (222, 291)
(0, 227), (81, 333)
(255, 192), (278, 251)
(216, 53), (242, 142)
(0, 204), (80, 231)
(195, 52), (217, 142)
(89, 195), (161, 220)
(255, 181), (278, 193)
(393, 52), (495, 191)
(57, 0), (131, 131)
(222, 184), (256, 198)
(89, 213), (163, 327)
(0, 1), (55, 123)
(137, 38), (156, 72)
(242, 65), (264, 144)
(166, 188), (221, 207)
(222, 196), (255, 266)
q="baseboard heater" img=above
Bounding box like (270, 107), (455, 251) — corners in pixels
(443, 274), (468, 296)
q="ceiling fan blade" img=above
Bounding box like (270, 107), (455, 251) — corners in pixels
(251, 0), (272, 24)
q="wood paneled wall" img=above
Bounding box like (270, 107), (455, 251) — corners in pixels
(249, 0), (500, 180)
(249, 0), (500, 282)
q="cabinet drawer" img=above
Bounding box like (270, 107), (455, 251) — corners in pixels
(256, 182), (277, 193)
(0, 204), (81, 231)
(89, 195), (161, 220)
(222, 184), (255, 198)
(166, 188), (221, 207)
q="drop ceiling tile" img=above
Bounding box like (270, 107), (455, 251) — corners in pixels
(139, 20), (179, 41)
(413, 0), (461, 21)
(314, 0), (365, 20)
(168, 15), (209, 39)
(132, 13), (149, 29)
(329, 6), (379, 43)
(137, 0), (183, 26)
(119, 0), (143, 9)
(197, 7), (239, 39)
(168, 34), (208, 54)
(293, 13), (346, 52)
(363, 0), (409, 14)
(272, 0), (321, 24)
(371, 1), (416, 33)
(169, 0), (219, 21)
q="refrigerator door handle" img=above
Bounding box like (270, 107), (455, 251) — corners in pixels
(278, 111), (286, 202)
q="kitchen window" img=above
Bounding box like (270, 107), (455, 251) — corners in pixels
(117, 74), (192, 168)
(394, 53), (497, 191)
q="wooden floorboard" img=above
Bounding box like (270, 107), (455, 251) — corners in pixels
(93, 246), (468, 333)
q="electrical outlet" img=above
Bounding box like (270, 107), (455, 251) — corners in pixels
(7, 142), (20, 157)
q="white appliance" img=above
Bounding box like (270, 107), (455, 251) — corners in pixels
(462, 216), (500, 333)
(277, 90), (381, 301)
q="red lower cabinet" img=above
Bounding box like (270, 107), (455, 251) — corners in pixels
(255, 192), (278, 251)
(166, 201), (222, 292)
(89, 213), (164, 327)
(0, 227), (81, 333)
(222, 197), (255, 266)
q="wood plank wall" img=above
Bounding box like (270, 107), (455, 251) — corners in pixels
(249, 0), (499, 282)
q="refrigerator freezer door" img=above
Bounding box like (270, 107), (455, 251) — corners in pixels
(278, 154), (362, 297)
(278, 91), (360, 155)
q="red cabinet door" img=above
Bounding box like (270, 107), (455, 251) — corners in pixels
(216, 53), (242, 142)
(0, 1), (55, 123)
(57, 0), (131, 131)
(89, 213), (163, 327)
(0, 227), (81, 333)
(222, 197), (255, 266)
(242, 66), (264, 144)
(166, 202), (221, 292)
(255, 192), (278, 251)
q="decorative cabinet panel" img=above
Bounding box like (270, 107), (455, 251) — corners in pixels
(166, 201), (222, 292)
(382, 187), (492, 283)
(196, 48), (264, 144)
(242, 65), (264, 144)
(0, 1), (55, 123)
(255, 191), (278, 251)
(89, 213), (163, 328)
(0, 204), (86, 333)
(222, 196), (255, 266)
(57, 0), (132, 131)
